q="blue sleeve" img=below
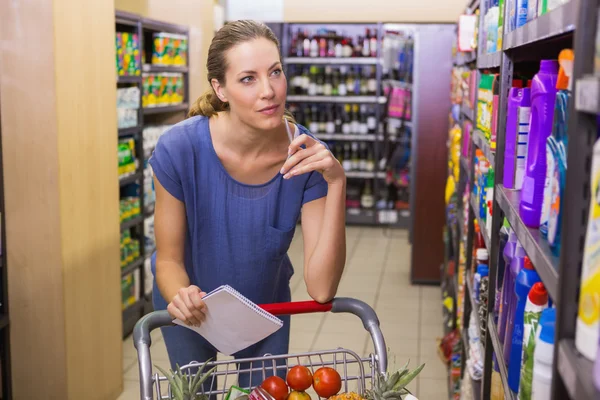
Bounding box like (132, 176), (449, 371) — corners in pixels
(302, 171), (329, 205)
(149, 134), (185, 202)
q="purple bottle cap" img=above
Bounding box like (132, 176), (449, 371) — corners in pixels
(539, 60), (559, 74)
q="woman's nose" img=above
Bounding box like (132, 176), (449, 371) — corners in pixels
(260, 79), (275, 99)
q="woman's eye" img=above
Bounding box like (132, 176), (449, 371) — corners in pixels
(271, 69), (282, 76)
(241, 76), (254, 83)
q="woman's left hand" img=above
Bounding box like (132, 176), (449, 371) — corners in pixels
(280, 134), (345, 185)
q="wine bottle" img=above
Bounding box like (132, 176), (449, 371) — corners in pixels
(331, 70), (339, 96)
(342, 144), (352, 171)
(342, 104), (352, 135)
(359, 143), (368, 171)
(343, 38), (353, 58)
(361, 180), (375, 209)
(351, 142), (360, 170)
(351, 104), (360, 134)
(310, 35), (318, 58)
(318, 108), (326, 134)
(359, 106), (368, 135)
(367, 67), (377, 95)
(362, 30), (371, 57)
(326, 106), (335, 134)
(334, 106), (343, 133)
(309, 106), (319, 133)
(370, 29), (378, 57)
(303, 32), (311, 57)
(308, 67), (317, 96)
(338, 67), (348, 96)
(316, 68), (324, 95)
(346, 68), (354, 95)
(335, 39), (343, 58)
(302, 67), (310, 94)
(366, 146), (375, 172)
(323, 67), (333, 96)
(319, 37), (327, 58)
(367, 106), (377, 134)
(360, 69), (368, 95)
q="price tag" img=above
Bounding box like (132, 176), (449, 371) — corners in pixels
(576, 77), (600, 113)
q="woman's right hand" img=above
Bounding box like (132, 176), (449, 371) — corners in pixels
(167, 285), (207, 327)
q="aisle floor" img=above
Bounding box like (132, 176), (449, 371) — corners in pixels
(119, 227), (447, 400)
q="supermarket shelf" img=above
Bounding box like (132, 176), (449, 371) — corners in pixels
(346, 209), (375, 225)
(142, 64), (189, 73)
(454, 51), (477, 66)
(117, 75), (142, 84)
(317, 133), (378, 141)
(472, 129), (495, 166)
(496, 185), (559, 300)
(575, 75), (600, 114)
(141, 17), (189, 34)
(460, 156), (470, 180)
(119, 172), (142, 186)
(143, 103), (189, 115)
(118, 126), (141, 137)
(122, 298), (145, 338)
(503, 0), (578, 50)
(470, 195), (491, 251)
(557, 339), (598, 400)
(466, 272), (482, 336)
(381, 79), (413, 89)
(121, 257), (144, 277)
(287, 95), (387, 104)
(120, 215), (144, 232)
(488, 316), (516, 400)
(462, 327), (470, 353)
(477, 51), (501, 69)
(346, 171), (386, 179)
(115, 14), (139, 28)
(283, 57), (379, 65)
(461, 103), (475, 121)
(0, 315), (8, 331)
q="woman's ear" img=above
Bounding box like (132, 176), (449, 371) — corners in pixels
(211, 79), (228, 103)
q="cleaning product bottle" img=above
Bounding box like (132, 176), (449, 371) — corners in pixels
(474, 263), (489, 304)
(480, 163), (490, 220)
(519, 282), (549, 400)
(499, 227), (518, 345)
(503, 81), (526, 189)
(547, 50), (574, 255)
(516, 86), (532, 190)
(503, 241), (526, 363)
(520, 60), (559, 228)
(486, 167), (495, 237)
(508, 256), (541, 394)
(516, 0), (529, 28)
(532, 308), (556, 400)
(575, 134), (600, 360)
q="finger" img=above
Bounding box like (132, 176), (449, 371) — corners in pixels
(288, 134), (319, 155)
(181, 290), (205, 325)
(280, 145), (320, 175)
(173, 295), (200, 326)
(286, 156), (333, 178)
(167, 302), (188, 323)
(190, 291), (207, 316)
(283, 151), (326, 179)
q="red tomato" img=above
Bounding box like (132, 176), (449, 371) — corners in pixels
(261, 376), (289, 400)
(286, 365), (313, 391)
(312, 367), (342, 398)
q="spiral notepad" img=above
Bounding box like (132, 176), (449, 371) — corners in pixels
(172, 285), (283, 356)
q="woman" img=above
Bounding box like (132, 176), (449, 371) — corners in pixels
(149, 20), (346, 388)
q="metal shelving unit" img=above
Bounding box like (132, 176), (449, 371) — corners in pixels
(283, 57), (379, 65)
(115, 10), (190, 338)
(447, 0), (600, 398)
(286, 95), (387, 104)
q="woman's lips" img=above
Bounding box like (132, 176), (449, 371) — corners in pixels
(258, 104), (279, 115)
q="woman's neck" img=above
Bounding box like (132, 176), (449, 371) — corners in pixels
(213, 112), (288, 157)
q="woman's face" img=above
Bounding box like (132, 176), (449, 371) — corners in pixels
(213, 37), (287, 131)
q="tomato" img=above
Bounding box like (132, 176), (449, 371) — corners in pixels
(312, 367), (342, 398)
(261, 376), (289, 400)
(288, 391), (312, 400)
(286, 365), (313, 391)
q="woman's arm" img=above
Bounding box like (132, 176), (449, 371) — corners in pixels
(280, 133), (347, 303)
(301, 182), (346, 303)
(154, 176), (206, 326)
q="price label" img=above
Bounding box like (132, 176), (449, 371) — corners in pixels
(576, 77), (600, 113)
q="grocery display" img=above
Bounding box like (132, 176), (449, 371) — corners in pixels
(443, 0), (600, 399)
(280, 23), (415, 227)
(115, 10), (189, 338)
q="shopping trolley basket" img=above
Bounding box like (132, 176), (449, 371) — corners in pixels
(133, 297), (388, 400)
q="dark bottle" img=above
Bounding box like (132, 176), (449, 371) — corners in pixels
(359, 106), (368, 135)
(351, 142), (360, 170)
(323, 67), (333, 96)
(334, 106), (343, 133)
(351, 104), (360, 134)
(308, 66), (317, 96)
(342, 143), (352, 171)
(367, 106), (377, 134)
(361, 179), (375, 209)
(342, 104), (352, 135)
(316, 68), (324, 95)
(309, 106), (319, 134)
(326, 106), (335, 134)
(362, 29), (371, 57)
(318, 107), (326, 134)
(370, 29), (378, 57)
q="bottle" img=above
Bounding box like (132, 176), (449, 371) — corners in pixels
(308, 66), (317, 96)
(503, 242), (526, 364)
(508, 256), (541, 394)
(338, 67), (348, 96)
(326, 106), (335, 134)
(519, 282), (549, 400)
(474, 264), (489, 305)
(532, 308), (556, 400)
(303, 32), (311, 57)
(547, 49), (573, 253)
(342, 144), (352, 171)
(334, 107), (343, 133)
(323, 67), (333, 96)
(478, 265), (490, 337)
(310, 35), (319, 58)
(362, 30), (371, 57)
(499, 227), (518, 344)
(367, 107), (377, 134)
(351, 104), (360, 134)
(359, 143), (367, 171)
(366, 147), (375, 172)
(370, 29), (378, 57)
(361, 180), (374, 208)
(519, 60), (559, 228)
(575, 133), (600, 360)
(351, 143), (360, 170)
(486, 168), (495, 236)
(367, 68), (378, 95)
(516, 86), (532, 190)
(359, 106), (368, 135)
(516, 0), (529, 28)
(503, 81), (525, 189)
(342, 104), (352, 134)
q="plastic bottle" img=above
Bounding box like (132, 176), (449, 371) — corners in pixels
(503, 241), (526, 363)
(486, 168), (495, 237)
(532, 308), (556, 400)
(474, 264), (490, 304)
(575, 134), (600, 360)
(499, 228), (518, 344)
(516, 0), (529, 28)
(503, 82), (526, 189)
(547, 50), (573, 255)
(520, 60), (559, 228)
(519, 282), (549, 400)
(508, 256), (541, 394)
(516, 86), (532, 190)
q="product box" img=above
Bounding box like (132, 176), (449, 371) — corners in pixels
(116, 32), (141, 76)
(121, 269), (140, 310)
(118, 138), (137, 176)
(152, 33), (188, 66)
(477, 74), (494, 141)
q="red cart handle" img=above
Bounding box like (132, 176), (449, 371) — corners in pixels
(259, 300), (333, 315)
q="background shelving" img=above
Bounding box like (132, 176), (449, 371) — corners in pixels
(444, 0), (600, 399)
(115, 10), (189, 338)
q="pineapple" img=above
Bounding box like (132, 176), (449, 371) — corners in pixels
(363, 361), (425, 400)
(154, 359), (217, 400)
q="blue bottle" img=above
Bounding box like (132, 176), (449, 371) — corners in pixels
(508, 256), (541, 394)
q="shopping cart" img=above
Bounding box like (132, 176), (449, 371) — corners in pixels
(133, 297), (388, 400)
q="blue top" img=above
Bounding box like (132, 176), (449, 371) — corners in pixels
(149, 116), (328, 304)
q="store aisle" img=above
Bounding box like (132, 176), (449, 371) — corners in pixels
(119, 227), (447, 400)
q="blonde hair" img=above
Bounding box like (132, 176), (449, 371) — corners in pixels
(188, 20), (295, 123)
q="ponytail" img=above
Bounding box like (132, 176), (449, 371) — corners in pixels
(188, 89), (229, 118)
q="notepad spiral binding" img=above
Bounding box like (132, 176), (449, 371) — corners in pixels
(220, 285), (284, 326)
